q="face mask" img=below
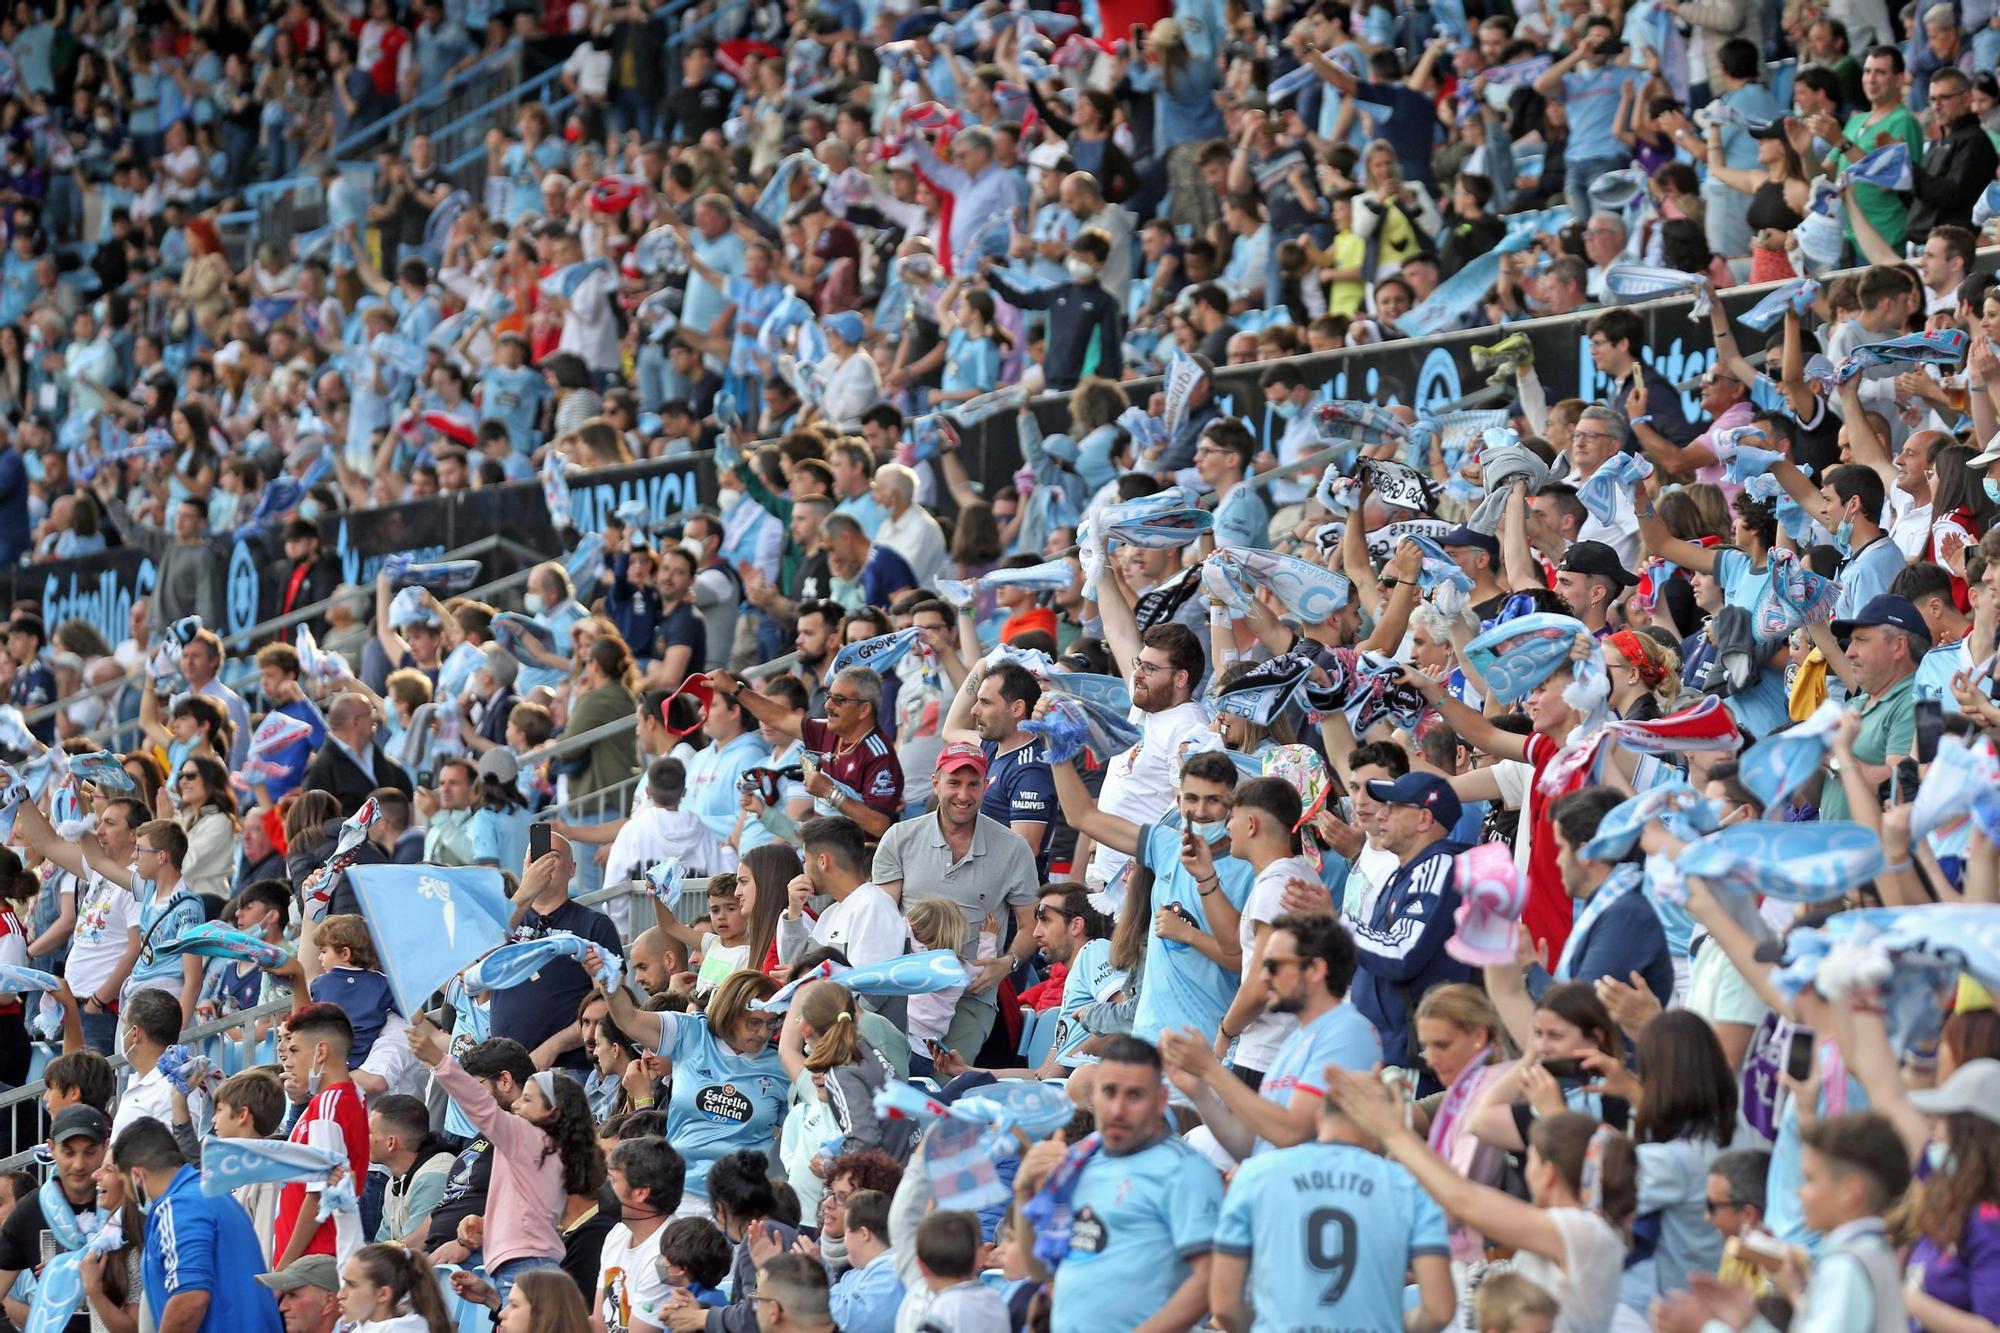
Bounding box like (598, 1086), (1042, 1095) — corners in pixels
(1984, 480), (2000, 505)
(298, 498), (322, 521)
(718, 487), (744, 514)
(1927, 1139), (1958, 1174)
(523, 592), (545, 615)
(131, 1176), (153, 1216)
(307, 1051), (324, 1097)
(1272, 400), (1300, 420)
(1833, 518), (1854, 556)
(1191, 818), (1229, 845)
(1065, 259), (1097, 283)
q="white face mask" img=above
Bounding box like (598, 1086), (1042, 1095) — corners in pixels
(1065, 258), (1097, 283)
(718, 487), (744, 514)
(523, 592), (545, 615)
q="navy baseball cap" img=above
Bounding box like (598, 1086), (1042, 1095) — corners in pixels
(1830, 594), (1932, 648)
(1364, 773), (1463, 831)
(1439, 524), (1500, 559)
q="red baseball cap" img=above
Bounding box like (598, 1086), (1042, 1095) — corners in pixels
(934, 741), (989, 777)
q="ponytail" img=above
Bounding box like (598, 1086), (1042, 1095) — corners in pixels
(798, 981), (863, 1072)
(349, 1244), (454, 1333)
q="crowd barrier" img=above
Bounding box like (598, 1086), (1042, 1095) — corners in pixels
(6, 454), (714, 651)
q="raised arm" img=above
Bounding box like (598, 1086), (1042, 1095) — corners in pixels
(1633, 487), (1721, 571)
(1043, 738), (1141, 857)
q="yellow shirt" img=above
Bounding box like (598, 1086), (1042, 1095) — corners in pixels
(1327, 231), (1367, 316)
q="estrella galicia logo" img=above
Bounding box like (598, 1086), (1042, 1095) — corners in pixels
(226, 539), (260, 636)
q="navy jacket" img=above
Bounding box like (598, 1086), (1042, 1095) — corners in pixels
(1350, 839), (1473, 1064)
(1528, 885), (1675, 1009)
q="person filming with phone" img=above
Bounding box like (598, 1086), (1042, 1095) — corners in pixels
(489, 830), (626, 1073)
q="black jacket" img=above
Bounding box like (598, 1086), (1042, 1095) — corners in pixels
(984, 269), (1123, 393)
(300, 740), (413, 817)
(1909, 112), (2000, 242)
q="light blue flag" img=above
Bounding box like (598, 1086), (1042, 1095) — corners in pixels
(1677, 820), (1887, 900)
(66, 751), (133, 790)
(492, 612), (557, 661)
(1117, 406), (1167, 451)
(539, 257), (614, 302)
(936, 558), (1073, 609)
(1602, 263), (1711, 313)
(1772, 904), (2000, 1055)
(1911, 734), (1997, 842)
(542, 452), (573, 530)
(1208, 545), (1356, 618)
(1737, 700), (1844, 809)
(1580, 781), (1719, 862)
(345, 865), (513, 1018)
(1834, 328), (1969, 383)
(925, 1116), (1014, 1212)
(464, 929), (622, 996)
(753, 949), (971, 1012)
(634, 225), (685, 275)
(644, 857), (687, 908)
(757, 287), (817, 361)
(1268, 60), (1320, 103)
(1399, 207), (1570, 337)
(566, 532), (606, 595)
(947, 385), (1029, 427)
(0, 966), (62, 1040)
(382, 556), (483, 592)
(1840, 141), (1912, 191)
(1409, 409), (1508, 476)
(1463, 612), (1589, 705)
(437, 640), (485, 697)
(1021, 696), (1092, 765)
(149, 922), (288, 970)
(1723, 445), (1790, 485)
(25, 1215), (122, 1333)
(1737, 278), (1821, 332)
(200, 1137), (345, 1197)
(388, 587), (432, 629)
(1211, 654), (1317, 727)
(756, 153), (826, 225)
(827, 627), (924, 684)
(1089, 490), (1214, 549)
(1576, 452), (1654, 527)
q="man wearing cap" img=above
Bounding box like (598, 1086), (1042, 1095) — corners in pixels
(0, 1104), (111, 1331)
(1348, 773), (1472, 1069)
(1815, 594), (1925, 823)
(1437, 526), (1511, 621)
(873, 742), (1041, 1055)
(114, 1116), (286, 1332)
(279, 517), (341, 629)
(257, 1254), (341, 1333)
(942, 658), (1056, 877)
(1551, 540), (1638, 637)
(5, 612), (54, 743)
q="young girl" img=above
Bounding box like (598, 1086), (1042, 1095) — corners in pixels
(781, 981), (907, 1162)
(904, 899), (971, 1074)
(935, 282), (1007, 406)
(406, 1012), (603, 1304)
(336, 1243), (455, 1333)
(1466, 980), (1628, 1149)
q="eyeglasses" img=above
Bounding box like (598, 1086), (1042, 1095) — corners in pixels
(1260, 954), (1305, 975)
(1131, 657), (1174, 677)
(1571, 429), (1618, 444)
(135, 845), (161, 858)
(1034, 905), (1079, 923)
(176, 770), (199, 783)
(824, 692), (860, 708)
(1704, 1198), (1746, 1214)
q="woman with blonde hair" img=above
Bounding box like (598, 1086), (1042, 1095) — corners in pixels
(591, 966), (789, 1216)
(1353, 139), (1441, 281)
(1603, 628), (1684, 722)
(1414, 984), (1516, 1307)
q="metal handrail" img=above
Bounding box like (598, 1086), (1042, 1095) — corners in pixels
(326, 40), (524, 161)
(0, 993), (295, 1168)
(429, 64), (565, 165)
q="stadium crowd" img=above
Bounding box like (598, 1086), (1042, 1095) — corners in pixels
(7, 0), (2000, 1328)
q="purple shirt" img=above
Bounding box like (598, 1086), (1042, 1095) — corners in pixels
(1910, 1156), (2000, 1325)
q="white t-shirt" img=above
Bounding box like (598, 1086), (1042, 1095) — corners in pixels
(1889, 487), (1933, 561)
(695, 935), (751, 995)
(563, 42), (612, 98)
(1090, 700), (1223, 889)
(794, 883), (906, 970)
(1235, 854), (1318, 1070)
(596, 1219), (674, 1333)
(111, 1064), (175, 1142)
(1511, 1207), (1636, 1333)
(66, 868), (137, 1002)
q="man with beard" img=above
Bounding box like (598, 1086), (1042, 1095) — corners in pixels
(1088, 533), (1224, 891)
(1159, 913), (1381, 1161)
(941, 659), (1056, 876)
(822, 513), (915, 613)
(872, 743), (1039, 1055)
(791, 599), (842, 715)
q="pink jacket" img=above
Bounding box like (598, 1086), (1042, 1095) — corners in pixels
(431, 1056), (566, 1268)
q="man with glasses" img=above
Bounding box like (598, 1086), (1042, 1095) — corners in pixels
(709, 664), (902, 839)
(1628, 361), (1755, 486)
(747, 1252), (839, 1333)
(1585, 309), (1694, 450)
(1704, 1149), (1774, 1296)
(1908, 68), (1999, 242)
(15, 794), (145, 1055)
(1562, 405), (1645, 571)
(1162, 911), (1380, 1162)
(70, 819), (205, 1031)
(1195, 419), (1269, 553)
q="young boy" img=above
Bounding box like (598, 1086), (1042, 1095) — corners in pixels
(658, 1216), (732, 1307)
(914, 1212), (1008, 1333)
(829, 1190), (906, 1333)
(1781, 1114), (1911, 1333)
(1472, 1271), (1558, 1333)
(169, 1068), (289, 1263)
(660, 873), (750, 999)
(307, 915), (398, 1065)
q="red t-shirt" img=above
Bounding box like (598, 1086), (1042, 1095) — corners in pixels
(1522, 732), (1576, 964)
(802, 718), (904, 818)
(274, 1082), (370, 1258)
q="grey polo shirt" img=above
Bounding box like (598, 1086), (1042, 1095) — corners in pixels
(872, 811), (1041, 1004)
